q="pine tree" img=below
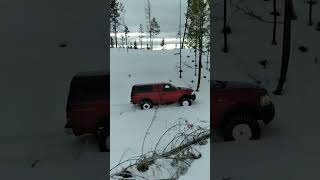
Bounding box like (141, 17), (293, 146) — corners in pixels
(110, 0), (124, 48)
(138, 24), (144, 49)
(121, 36), (125, 48)
(150, 17), (160, 49)
(160, 38), (165, 50)
(124, 25), (130, 47)
(110, 37), (114, 48)
(134, 40), (138, 49)
(187, 0), (210, 91)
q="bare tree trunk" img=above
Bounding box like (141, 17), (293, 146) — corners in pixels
(114, 26), (118, 48)
(271, 0), (278, 45)
(125, 35), (128, 47)
(306, 1), (316, 26)
(148, 0), (152, 49)
(309, 2), (312, 25)
(223, 0), (228, 52)
(196, 20), (203, 92)
(206, 50), (209, 70)
(274, 0), (295, 95)
(140, 38), (143, 49)
(194, 49), (197, 76)
(182, 0), (190, 49)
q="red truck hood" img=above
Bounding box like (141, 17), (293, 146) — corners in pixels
(214, 80), (267, 94)
(224, 81), (261, 89)
(215, 80), (261, 89)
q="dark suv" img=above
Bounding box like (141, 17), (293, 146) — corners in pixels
(212, 80), (275, 141)
(64, 71), (109, 152)
(131, 82), (196, 109)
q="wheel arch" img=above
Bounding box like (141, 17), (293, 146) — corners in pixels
(179, 94), (193, 101)
(221, 104), (260, 127)
(139, 98), (154, 105)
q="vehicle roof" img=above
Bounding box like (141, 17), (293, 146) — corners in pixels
(133, 82), (168, 86)
(74, 70), (109, 77)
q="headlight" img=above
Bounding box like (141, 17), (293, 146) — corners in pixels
(260, 94), (271, 106)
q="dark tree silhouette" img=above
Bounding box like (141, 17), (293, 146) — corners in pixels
(271, 0), (280, 45)
(124, 25), (130, 47)
(110, 37), (114, 48)
(305, 0), (318, 26)
(150, 17), (160, 49)
(223, 0), (228, 52)
(145, 0), (152, 50)
(160, 38), (165, 50)
(274, 0), (297, 95)
(138, 24), (144, 49)
(110, 0), (124, 48)
(134, 40), (138, 49)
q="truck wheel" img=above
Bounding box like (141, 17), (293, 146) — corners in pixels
(223, 114), (260, 141)
(140, 100), (153, 110)
(180, 98), (192, 106)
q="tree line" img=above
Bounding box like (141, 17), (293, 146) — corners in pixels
(110, 0), (161, 50)
(110, 0), (211, 91)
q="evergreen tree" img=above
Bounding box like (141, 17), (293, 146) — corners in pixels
(150, 17), (160, 49)
(160, 38), (165, 50)
(187, 0), (210, 91)
(134, 40), (138, 49)
(110, 37), (114, 48)
(124, 25), (130, 47)
(110, 0), (124, 48)
(138, 24), (144, 49)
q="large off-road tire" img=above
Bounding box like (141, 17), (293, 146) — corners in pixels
(180, 98), (192, 106)
(140, 100), (153, 110)
(223, 113), (260, 141)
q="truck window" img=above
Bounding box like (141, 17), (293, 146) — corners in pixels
(69, 76), (107, 103)
(132, 85), (153, 96)
(162, 84), (176, 92)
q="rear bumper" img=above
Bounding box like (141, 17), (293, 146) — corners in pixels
(259, 102), (275, 125)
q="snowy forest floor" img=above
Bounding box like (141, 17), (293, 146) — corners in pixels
(212, 0), (320, 179)
(110, 48), (210, 179)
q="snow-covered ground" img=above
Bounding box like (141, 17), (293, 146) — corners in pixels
(212, 0), (320, 179)
(0, 0), (108, 179)
(110, 48), (210, 179)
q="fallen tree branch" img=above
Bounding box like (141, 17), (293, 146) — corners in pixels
(110, 121), (210, 179)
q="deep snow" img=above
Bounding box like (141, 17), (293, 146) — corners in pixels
(110, 48), (210, 179)
(0, 0), (109, 179)
(212, 0), (320, 179)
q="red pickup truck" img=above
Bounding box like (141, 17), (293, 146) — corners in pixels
(212, 80), (275, 141)
(64, 71), (109, 152)
(130, 82), (196, 110)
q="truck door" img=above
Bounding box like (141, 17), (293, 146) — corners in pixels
(160, 83), (178, 104)
(152, 84), (161, 104)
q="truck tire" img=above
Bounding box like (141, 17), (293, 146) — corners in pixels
(180, 98), (192, 106)
(140, 100), (153, 110)
(223, 113), (260, 141)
